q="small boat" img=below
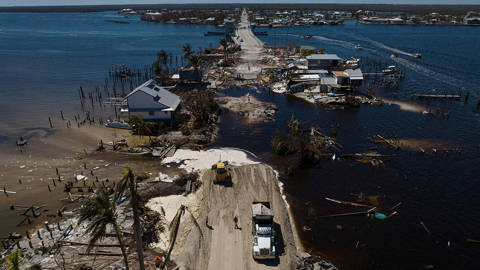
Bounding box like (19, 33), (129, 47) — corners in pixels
(355, 44), (362, 50)
(413, 53), (422, 59)
(304, 34), (312, 39)
(382, 65), (398, 74)
(16, 137), (28, 146)
(390, 53), (398, 59)
(105, 120), (131, 130)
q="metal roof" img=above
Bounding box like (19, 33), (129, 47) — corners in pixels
(125, 79), (181, 111)
(252, 203), (273, 217)
(345, 69), (364, 80)
(306, 54), (342, 61)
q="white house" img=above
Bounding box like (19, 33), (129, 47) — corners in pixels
(123, 80), (181, 122)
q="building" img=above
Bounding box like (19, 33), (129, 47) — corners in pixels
(224, 18), (236, 36)
(123, 80), (181, 123)
(306, 54), (342, 70)
(464, 17), (480, 25)
(333, 69), (363, 88)
(344, 69), (364, 88)
(389, 18), (405, 25)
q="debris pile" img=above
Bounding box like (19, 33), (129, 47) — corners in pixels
(295, 251), (338, 270)
(216, 94), (278, 123)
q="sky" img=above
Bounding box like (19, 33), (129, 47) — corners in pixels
(1, 0), (479, 6)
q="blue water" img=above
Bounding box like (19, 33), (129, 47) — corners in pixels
(1, 12), (480, 269)
(0, 11), (220, 135)
(217, 22), (480, 269)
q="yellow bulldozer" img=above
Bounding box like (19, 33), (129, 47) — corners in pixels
(212, 161), (232, 185)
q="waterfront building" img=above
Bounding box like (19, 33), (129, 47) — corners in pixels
(224, 18), (236, 36)
(123, 80), (181, 122)
(306, 54), (341, 70)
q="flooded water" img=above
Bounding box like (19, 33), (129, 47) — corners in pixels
(0, 11), (220, 138)
(1, 11), (480, 269)
(213, 22), (480, 269)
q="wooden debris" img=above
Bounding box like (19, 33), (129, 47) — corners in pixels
(325, 197), (372, 208)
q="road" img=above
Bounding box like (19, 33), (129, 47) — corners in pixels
(175, 164), (297, 270)
(234, 9), (265, 80)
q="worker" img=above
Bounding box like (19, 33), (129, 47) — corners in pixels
(233, 216), (239, 230)
(154, 256), (163, 269)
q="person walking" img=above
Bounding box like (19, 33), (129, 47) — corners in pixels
(206, 215), (209, 227)
(233, 216), (239, 230)
(154, 256), (163, 269)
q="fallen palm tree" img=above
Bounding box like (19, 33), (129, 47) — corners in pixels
(162, 205), (203, 269)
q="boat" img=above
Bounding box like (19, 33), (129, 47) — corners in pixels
(382, 65), (398, 74)
(204, 31), (225, 36)
(16, 137), (28, 146)
(413, 53), (422, 59)
(105, 120), (131, 130)
(304, 34), (312, 39)
(355, 44), (362, 50)
(390, 53), (398, 59)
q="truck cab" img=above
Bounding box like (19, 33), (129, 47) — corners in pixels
(252, 202), (276, 259)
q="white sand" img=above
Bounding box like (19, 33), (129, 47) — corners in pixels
(146, 192), (200, 252)
(162, 148), (258, 172)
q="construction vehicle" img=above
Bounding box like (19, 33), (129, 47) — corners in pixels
(212, 161), (232, 185)
(252, 201), (276, 259)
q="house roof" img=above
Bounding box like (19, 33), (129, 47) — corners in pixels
(306, 54), (342, 61)
(300, 45), (316, 51)
(125, 79), (181, 111)
(345, 69), (364, 80)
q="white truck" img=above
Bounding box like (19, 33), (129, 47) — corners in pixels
(252, 201), (276, 259)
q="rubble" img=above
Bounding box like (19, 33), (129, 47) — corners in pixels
(295, 251), (338, 270)
(216, 94), (277, 123)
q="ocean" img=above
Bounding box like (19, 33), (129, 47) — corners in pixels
(1, 11), (480, 269)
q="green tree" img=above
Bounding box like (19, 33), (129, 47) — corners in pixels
(153, 50), (169, 81)
(220, 38), (228, 62)
(128, 116), (153, 138)
(78, 190), (129, 270)
(189, 55), (202, 71)
(115, 167), (145, 270)
(182, 43), (192, 64)
(1, 250), (22, 270)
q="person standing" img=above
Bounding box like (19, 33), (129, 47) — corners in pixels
(233, 216), (239, 230)
(154, 256), (163, 269)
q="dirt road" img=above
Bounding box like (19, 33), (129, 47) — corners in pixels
(176, 164), (297, 270)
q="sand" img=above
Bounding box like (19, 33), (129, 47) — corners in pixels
(162, 148), (259, 172)
(174, 164), (298, 270)
(216, 94), (277, 123)
(146, 191), (201, 253)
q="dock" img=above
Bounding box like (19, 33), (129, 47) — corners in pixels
(412, 94), (461, 100)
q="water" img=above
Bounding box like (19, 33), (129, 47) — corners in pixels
(0, 11), (220, 138)
(214, 22), (480, 269)
(1, 12), (480, 269)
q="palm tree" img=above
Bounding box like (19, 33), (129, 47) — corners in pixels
(220, 38), (228, 62)
(154, 50), (169, 80)
(182, 43), (192, 64)
(115, 167), (145, 270)
(189, 55), (202, 82)
(78, 190), (129, 270)
(2, 250), (22, 270)
(162, 205), (203, 268)
(128, 116), (153, 137)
